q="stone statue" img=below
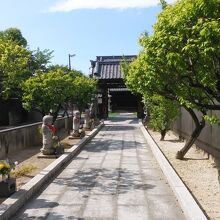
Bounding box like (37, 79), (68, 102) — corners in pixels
(89, 100), (96, 120)
(89, 96), (99, 128)
(69, 111), (85, 138)
(84, 109), (91, 130)
(41, 115), (58, 155)
(72, 111), (80, 136)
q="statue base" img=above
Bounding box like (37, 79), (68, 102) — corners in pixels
(39, 144), (64, 157)
(83, 126), (91, 131)
(0, 178), (16, 197)
(69, 130), (85, 139)
(55, 144), (64, 155)
(40, 148), (55, 155)
(68, 136), (80, 139)
(37, 154), (59, 159)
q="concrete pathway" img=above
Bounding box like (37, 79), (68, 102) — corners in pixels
(13, 114), (186, 220)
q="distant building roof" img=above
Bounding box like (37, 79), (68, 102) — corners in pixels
(109, 88), (130, 92)
(90, 55), (136, 80)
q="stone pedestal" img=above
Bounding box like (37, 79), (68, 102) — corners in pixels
(40, 147), (55, 155)
(69, 130), (85, 139)
(0, 178), (16, 197)
(55, 144), (64, 155)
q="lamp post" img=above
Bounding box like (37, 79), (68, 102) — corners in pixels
(68, 54), (76, 70)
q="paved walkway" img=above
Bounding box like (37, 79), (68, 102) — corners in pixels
(13, 114), (186, 220)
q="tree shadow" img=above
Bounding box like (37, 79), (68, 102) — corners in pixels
(104, 125), (136, 131)
(52, 167), (155, 195)
(13, 213), (81, 220)
(11, 198), (59, 219)
(182, 157), (209, 161)
(163, 139), (183, 143)
(107, 116), (138, 124)
(82, 138), (138, 153)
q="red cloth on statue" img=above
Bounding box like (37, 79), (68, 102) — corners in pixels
(46, 124), (56, 134)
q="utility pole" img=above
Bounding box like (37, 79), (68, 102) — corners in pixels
(68, 54), (76, 70)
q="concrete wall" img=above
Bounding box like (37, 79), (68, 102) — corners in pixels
(0, 117), (73, 160)
(172, 108), (220, 159)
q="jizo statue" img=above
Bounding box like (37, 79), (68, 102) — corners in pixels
(69, 110), (85, 139)
(41, 115), (58, 155)
(84, 109), (91, 130)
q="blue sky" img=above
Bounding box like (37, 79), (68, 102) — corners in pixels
(0, 0), (175, 74)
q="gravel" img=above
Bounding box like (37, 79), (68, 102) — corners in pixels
(148, 129), (220, 220)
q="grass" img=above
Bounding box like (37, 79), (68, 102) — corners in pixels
(108, 112), (120, 117)
(11, 163), (37, 178)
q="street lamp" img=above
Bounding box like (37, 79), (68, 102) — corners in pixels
(68, 54), (76, 70)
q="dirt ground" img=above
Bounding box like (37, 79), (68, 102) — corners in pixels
(148, 129), (220, 220)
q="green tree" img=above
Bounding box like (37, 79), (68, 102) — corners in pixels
(0, 39), (31, 100)
(124, 0), (220, 159)
(71, 76), (97, 115)
(0, 28), (27, 47)
(22, 68), (74, 121)
(144, 94), (179, 140)
(22, 67), (96, 122)
(30, 48), (54, 72)
(159, 0), (167, 9)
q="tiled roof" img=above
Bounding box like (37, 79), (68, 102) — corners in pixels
(90, 55), (136, 79)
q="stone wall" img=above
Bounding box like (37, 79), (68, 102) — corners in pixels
(0, 117), (73, 160)
(172, 108), (220, 159)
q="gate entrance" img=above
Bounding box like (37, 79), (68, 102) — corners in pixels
(109, 88), (137, 112)
(89, 55), (143, 119)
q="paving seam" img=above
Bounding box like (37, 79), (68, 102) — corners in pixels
(134, 129), (152, 219)
(79, 126), (115, 218)
(139, 121), (208, 220)
(57, 128), (108, 218)
(0, 123), (104, 220)
(114, 128), (124, 220)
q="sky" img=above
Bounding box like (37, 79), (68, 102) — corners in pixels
(0, 0), (175, 74)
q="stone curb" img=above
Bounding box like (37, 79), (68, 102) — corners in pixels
(139, 121), (208, 220)
(0, 123), (104, 220)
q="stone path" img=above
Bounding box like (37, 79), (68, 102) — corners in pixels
(13, 115), (186, 220)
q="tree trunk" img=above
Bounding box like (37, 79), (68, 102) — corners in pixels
(176, 108), (205, 160)
(52, 104), (62, 124)
(160, 129), (167, 141)
(218, 170), (220, 186)
(4, 138), (9, 160)
(62, 103), (69, 118)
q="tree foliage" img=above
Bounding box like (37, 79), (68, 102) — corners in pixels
(22, 67), (74, 119)
(159, 0), (168, 9)
(124, 0), (220, 159)
(0, 28), (27, 47)
(30, 48), (54, 73)
(71, 76), (97, 114)
(0, 27), (97, 125)
(0, 28), (54, 101)
(144, 94), (179, 140)
(22, 66), (97, 121)
(0, 39), (31, 99)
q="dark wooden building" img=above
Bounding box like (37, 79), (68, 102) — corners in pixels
(89, 55), (143, 119)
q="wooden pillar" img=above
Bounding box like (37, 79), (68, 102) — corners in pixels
(137, 95), (144, 119)
(102, 88), (108, 119)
